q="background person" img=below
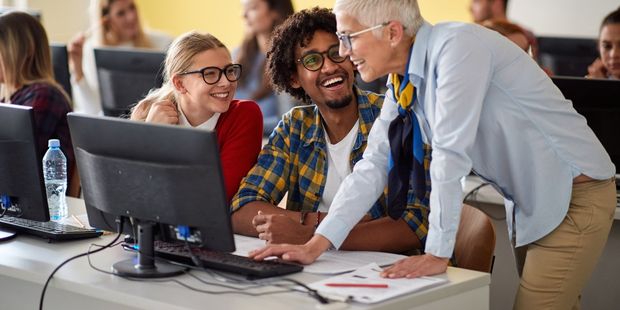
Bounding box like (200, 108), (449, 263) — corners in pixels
(587, 7), (620, 80)
(130, 31), (262, 203)
(469, 0), (539, 62)
(235, 0), (296, 135)
(68, 0), (172, 115)
(0, 11), (76, 190)
(251, 1), (616, 309)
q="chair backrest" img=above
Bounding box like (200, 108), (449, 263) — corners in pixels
(454, 204), (496, 273)
(94, 48), (165, 117)
(50, 43), (72, 99)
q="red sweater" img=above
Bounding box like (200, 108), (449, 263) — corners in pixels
(215, 100), (263, 203)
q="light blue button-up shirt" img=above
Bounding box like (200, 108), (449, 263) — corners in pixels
(316, 21), (615, 258)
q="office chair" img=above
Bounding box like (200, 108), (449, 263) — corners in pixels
(454, 204), (496, 273)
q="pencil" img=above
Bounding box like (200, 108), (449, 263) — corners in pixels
(324, 283), (389, 288)
(71, 214), (86, 228)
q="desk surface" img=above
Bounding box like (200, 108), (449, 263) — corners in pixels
(0, 198), (490, 310)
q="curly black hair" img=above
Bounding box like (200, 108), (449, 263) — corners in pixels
(266, 7), (337, 104)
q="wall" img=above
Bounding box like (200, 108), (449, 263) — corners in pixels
(134, 0), (470, 50)
(24, 0), (90, 44)
(509, 0), (618, 38)
(19, 0), (620, 45)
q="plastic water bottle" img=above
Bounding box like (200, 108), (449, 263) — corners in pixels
(42, 139), (67, 221)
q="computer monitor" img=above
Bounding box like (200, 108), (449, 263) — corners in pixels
(94, 48), (165, 117)
(537, 36), (599, 77)
(50, 43), (72, 99)
(0, 104), (49, 237)
(552, 76), (620, 176)
(67, 113), (234, 278)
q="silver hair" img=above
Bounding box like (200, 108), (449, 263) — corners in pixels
(333, 0), (424, 37)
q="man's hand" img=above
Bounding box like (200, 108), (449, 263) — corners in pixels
(145, 100), (179, 124)
(252, 211), (314, 245)
(380, 254), (449, 278)
(248, 234), (332, 265)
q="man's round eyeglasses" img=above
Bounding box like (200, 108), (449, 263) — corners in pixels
(179, 64), (242, 85)
(296, 44), (347, 72)
(336, 22), (389, 51)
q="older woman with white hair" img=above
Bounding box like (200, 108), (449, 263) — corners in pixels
(250, 1), (616, 309)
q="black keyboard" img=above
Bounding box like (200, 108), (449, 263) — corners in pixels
(0, 216), (102, 240)
(154, 240), (303, 279)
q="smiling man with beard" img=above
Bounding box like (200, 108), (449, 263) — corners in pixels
(230, 7), (428, 253)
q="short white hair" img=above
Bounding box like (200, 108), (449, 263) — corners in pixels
(333, 0), (424, 37)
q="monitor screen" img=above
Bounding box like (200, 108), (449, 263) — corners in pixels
(94, 48), (165, 117)
(50, 43), (72, 99)
(67, 113), (234, 277)
(0, 104), (48, 222)
(537, 36), (598, 77)
(552, 76), (620, 175)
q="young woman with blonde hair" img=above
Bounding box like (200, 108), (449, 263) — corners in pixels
(131, 31), (263, 203)
(68, 0), (172, 115)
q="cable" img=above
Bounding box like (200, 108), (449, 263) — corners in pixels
(38, 218), (124, 310)
(85, 220), (330, 304)
(107, 240), (330, 303)
(276, 277), (329, 304)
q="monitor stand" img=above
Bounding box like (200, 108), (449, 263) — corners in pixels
(0, 227), (17, 241)
(113, 221), (186, 278)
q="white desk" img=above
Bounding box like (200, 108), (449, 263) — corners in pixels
(463, 176), (620, 220)
(0, 198), (490, 310)
(463, 176), (620, 310)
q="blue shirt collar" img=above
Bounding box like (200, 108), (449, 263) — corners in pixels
(408, 21), (433, 87)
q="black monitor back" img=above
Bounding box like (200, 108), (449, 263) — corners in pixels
(67, 113), (234, 251)
(94, 48), (165, 117)
(50, 43), (72, 99)
(0, 104), (48, 221)
(552, 76), (620, 175)
(538, 36), (598, 77)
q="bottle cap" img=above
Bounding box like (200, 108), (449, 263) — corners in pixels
(48, 139), (60, 148)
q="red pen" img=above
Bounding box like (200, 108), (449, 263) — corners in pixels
(324, 283), (389, 288)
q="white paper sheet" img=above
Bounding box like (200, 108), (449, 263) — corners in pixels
(309, 263), (449, 304)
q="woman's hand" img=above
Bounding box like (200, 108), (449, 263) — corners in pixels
(586, 58), (608, 79)
(67, 33), (87, 81)
(145, 100), (179, 125)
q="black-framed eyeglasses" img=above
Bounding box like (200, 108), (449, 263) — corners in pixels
(296, 44), (348, 72)
(336, 22), (389, 51)
(179, 63), (242, 85)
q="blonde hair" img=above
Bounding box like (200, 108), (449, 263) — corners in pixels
(130, 31), (227, 120)
(333, 0), (424, 37)
(0, 11), (67, 101)
(90, 0), (152, 48)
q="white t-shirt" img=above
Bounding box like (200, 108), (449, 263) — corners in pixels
(71, 30), (173, 115)
(317, 121), (360, 212)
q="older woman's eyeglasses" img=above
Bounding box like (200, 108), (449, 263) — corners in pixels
(179, 64), (242, 85)
(296, 45), (347, 71)
(336, 22), (389, 51)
